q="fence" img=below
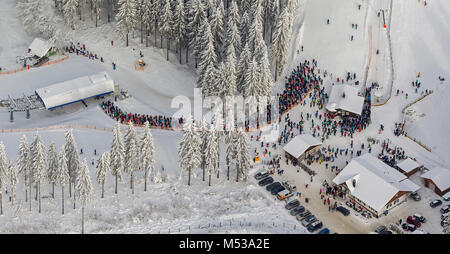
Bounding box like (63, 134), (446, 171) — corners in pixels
(0, 56), (69, 76)
(151, 219), (307, 234)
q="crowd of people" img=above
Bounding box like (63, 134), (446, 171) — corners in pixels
(100, 100), (183, 129)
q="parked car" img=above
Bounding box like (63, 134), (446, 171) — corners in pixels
(270, 185), (286, 195)
(441, 219), (449, 227)
(440, 204), (450, 214)
(402, 223), (416, 232)
(317, 228), (330, 234)
(409, 192), (421, 201)
(430, 199), (443, 208)
(379, 230), (393, 234)
(285, 200), (300, 210)
(255, 171), (270, 180)
(413, 214), (427, 223)
(301, 215), (317, 227)
(281, 180), (297, 192)
(345, 201), (353, 208)
(277, 189), (293, 200)
(296, 210), (311, 221)
(402, 223), (417, 232)
(266, 182), (281, 192)
(407, 216), (421, 228)
(258, 177), (274, 186)
(307, 221), (323, 233)
(290, 206), (305, 216)
(441, 212), (449, 220)
(374, 226), (388, 234)
(336, 206), (350, 216)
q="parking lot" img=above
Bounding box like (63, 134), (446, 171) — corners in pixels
(252, 161), (449, 234)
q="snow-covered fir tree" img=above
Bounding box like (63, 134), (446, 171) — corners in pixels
(96, 151), (110, 199)
(203, 121), (219, 186)
(225, 0), (241, 56)
(255, 36), (273, 96)
(0, 143), (8, 215)
(197, 19), (217, 96)
(188, 0), (207, 67)
(64, 129), (80, 199)
(116, 0), (138, 46)
(272, 0), (298, 81)
(225, 129), (237, 181)
(237, 42), (251, 94)
(141, 0), (155, 47)
(57, 145), (70, 215)
(235, 128), (250, 182)
(63, 0), (79, 30)
(124, 122), (140, 194)
(210, 0), (225, 59)
(8, 161), (18, 205)
(76, 158), (93, 234)
(110, 123), (125, 194)
(243, 58), (262, 97)
(173, 0), (187, 64)
(159, 0), (175, 61)
(247, 0), (264, 54)
(47, 143), (59, 199)
(178, 115), (201, 186)
(17, 135), (30, 203)
(30, 132), (46, 213)
(239, 10), (250, 49)
(268, 0), (280, 42)
(140, 122), (155, 191)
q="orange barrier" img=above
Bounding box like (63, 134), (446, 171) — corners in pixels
(0, 66), (29, 75)
(40, 56), (69, 67)
(134, 62), (148, 71)
(0, 56), (69, 76)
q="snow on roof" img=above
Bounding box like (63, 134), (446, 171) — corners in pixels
(35, 72), (115, 110)
(333, 154), (420, 213)
(29, 38), (53, 58)
(283, 134), (322, 158)
(396, 158), (422, 173)
(421, 167), (450, 192)
(326, 85), (365, 116)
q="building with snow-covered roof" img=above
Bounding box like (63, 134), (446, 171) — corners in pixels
(35, 72), (115, 110)
(421, 167), (450, 197)
(283, 134), (322, 160)
(326, 85), (365, 116)
(333, 153), (420, 216)
(395, 158), (423, 177)
(28, 38), (54, 59)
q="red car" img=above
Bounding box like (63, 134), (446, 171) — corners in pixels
(407, 216), (421, 228)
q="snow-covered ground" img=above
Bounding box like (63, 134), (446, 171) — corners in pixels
(0, 0), (449, 234)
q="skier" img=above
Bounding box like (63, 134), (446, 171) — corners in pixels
(80, 148), (83, 154)
(94, 149), (97, 156)
(111, 40), (114, 46)
(327, 19), (330, 25)
(351, 35), (354, 41)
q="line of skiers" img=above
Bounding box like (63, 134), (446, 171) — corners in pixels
(100, 100), (183, 129)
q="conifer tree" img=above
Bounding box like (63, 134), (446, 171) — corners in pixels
(159, 0), (175, 60)
(0, 143), (8, 215)
(17, 135), (30, 203)
(178, 115), (201, 186)
(96, 151), (110, 199)
(124, 122), (139, 194)
(110, 123), (125, 194)
(57, 145), (70, 215)
(8, 161), (18, 205)
(47, 143), (59, 199)
(173, 0), (187, 64)
(63, 0), (79, 30)
(31, 133), (46, 213)
(116, 0), (138, 46)
(76, 159), (93, 234)
(140, 122), (155, 191)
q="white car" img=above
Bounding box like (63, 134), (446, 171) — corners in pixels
(281, 180), (297, 192)
(276, 189), (293, 200)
